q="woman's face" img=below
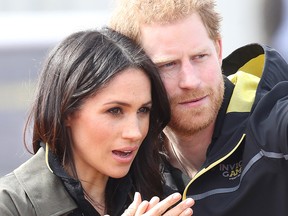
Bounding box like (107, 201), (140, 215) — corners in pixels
(65, 68), (152, 180)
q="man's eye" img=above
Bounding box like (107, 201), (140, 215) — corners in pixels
(159, 62), (176, 69)
(194, 54), (207, 60)
(108, 107), (122, 115)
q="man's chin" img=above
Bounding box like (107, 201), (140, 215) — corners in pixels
(169, 109), (215, 134)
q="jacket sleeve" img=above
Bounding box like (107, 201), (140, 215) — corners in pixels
(249, 81), (288, 153)
(0, 173), (36, 216)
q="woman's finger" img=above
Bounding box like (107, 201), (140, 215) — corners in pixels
(146, 196), (160, 211)
(163, 197), (194, 216)
(121, 192), (142, 216)
(142, 192), (183, 215)
(134, 200), (149, 216)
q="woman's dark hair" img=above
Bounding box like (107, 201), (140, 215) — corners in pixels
(24, 27), (170, 209)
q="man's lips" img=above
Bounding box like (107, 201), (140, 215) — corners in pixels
(178, 96), (207, 104)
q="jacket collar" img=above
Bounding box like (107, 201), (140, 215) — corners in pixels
(222, 43), (288, 110)
(14, 147), (77, 216)
(45, 143), (133, 216)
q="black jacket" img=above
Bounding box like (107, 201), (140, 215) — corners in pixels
(162, 44), (288, 216)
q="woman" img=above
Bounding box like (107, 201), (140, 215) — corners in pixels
(0, 28), (194, 215)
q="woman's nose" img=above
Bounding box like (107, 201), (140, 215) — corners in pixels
(122, 117), (144, 142)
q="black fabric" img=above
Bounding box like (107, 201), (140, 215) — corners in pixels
(222, 43), (264, 76)
(205, 76), (235, 159)
(43, 143), (133, 216)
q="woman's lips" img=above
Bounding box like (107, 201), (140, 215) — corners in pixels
(112, 146), (139, 163)
(112, 150), (133, 157)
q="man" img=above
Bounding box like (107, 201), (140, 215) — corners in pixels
(109, 0), (288, 215)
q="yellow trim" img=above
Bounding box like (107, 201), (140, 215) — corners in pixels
(227, 71), (260, 113)
(182, 134), (246, 199)
(45, 143), (54, 173)
(239, 54), (264, 78)
(225, 54), (264, 113)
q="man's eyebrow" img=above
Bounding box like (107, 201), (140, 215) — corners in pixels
(153, 48), (209, 64)
(152, 56), (176, 64)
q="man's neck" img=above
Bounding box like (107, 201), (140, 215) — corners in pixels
(164, 123), (215, 178)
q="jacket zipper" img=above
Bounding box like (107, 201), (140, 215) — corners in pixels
(182, 133), (246, 199)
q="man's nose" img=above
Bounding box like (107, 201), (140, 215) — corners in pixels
(178, 60), (201, 89)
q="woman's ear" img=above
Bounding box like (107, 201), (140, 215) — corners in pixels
(64, 114), (72, 127)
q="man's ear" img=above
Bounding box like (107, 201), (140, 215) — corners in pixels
(215, 38), (223, 65)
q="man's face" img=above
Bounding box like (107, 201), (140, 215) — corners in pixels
(140, 13), (224, 136)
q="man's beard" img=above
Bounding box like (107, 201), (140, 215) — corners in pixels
(168, 79), (224, 137)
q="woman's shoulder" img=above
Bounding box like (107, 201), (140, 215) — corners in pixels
(0, 170), (36, 215)
(0, 149), (43, 195)
(0, 149), (47, 215)
(0, 148), (77, 215)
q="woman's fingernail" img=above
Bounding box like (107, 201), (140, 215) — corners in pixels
(184, 208), (193, 215)
(134, 192), (139, 200)
(172, 193), (181, 200)
(185, 198), (194, 206)
(150, 196), (160, 203)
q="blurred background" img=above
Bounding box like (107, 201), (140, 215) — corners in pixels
(0, 0), (287, 176)
(0, 0), (114, 176)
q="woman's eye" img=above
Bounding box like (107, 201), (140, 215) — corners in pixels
(138, 107), (151, 114)
(108, 107), (122, 115)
